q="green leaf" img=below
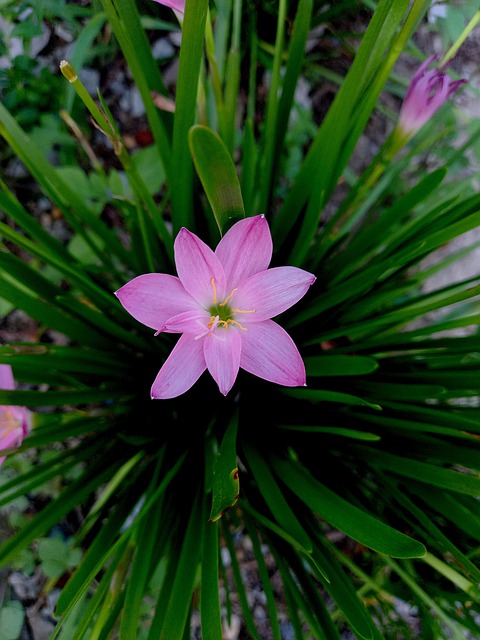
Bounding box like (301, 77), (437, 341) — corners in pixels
(150, 495), (202, 640)
(0, 602), (24, 640)
(277, 425), (381, 441)
(209, 413), (239, 522)
(65, 12), (107, 112)
(189, 125), (245, 235)
(169, 0), (209, 232)
(305, 355), (378, 376)
(200, 519), (222, 640)
(284, 388), (382, 411)
(312, 536), (379, 640)
(98, 0), (172, 178)
(356, 445), (480, 495)
(273, 457), (426, 559)
(243, 442), (313, 553)
(272, 0), (414, 251)
(258, 0), (313, 213)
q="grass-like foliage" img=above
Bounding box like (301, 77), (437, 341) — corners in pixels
(1, 0), (480, 637)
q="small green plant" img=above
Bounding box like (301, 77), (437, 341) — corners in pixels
(0, 56), (62, 130)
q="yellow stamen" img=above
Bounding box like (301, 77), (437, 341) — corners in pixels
(219, 288), (237, 306)
(231, 308), (256, 314)
(211, 278), (217, 304)
(226, 319), (247, 331)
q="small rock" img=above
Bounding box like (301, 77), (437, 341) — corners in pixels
(9, 572), (40, 602)
(152, 38), (175, 60)
(221, 547), (231, 567)
(168, 31), (182, 48)
(26, 606), (55, 640)
(222, 614), (241, 640)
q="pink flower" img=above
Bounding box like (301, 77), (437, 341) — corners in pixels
(152, 0), (185, 14)
(0, 365), (30, 464)
(116, 215), (316, 399)
(397, 55), (466, 140)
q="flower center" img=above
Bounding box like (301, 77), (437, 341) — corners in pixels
(0, 410), (21, 435)
(206, 278), (255, 332)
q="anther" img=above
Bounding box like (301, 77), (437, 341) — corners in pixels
(211, 278), (217, 305)
(231, 308), (256, 314)
(219, 288), (237, 306)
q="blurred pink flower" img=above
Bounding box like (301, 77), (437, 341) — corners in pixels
(116, 215), (316, 399)
(0, 365), (30, 464)
(152, 0), (185, 14)
(397, 55), (466, 140)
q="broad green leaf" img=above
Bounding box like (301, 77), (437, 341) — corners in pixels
(284, 388), (382, 410)
(0, 454), (125, 570)
(305, 355), (378, 376)
(272, 0), (414, 249)
(222, 520), (261, 640)
(357, 445), (480, 495)
(200, 518), (222, 640)
(243, 442), (313, 552)
(273, 457), (426, 559)
(313, 536), (379, 640)
(150, 495), (202, 640)
(0, 602), (24, 640)
(120, 462), (166, 639)
(189, 125), (245, 235)
(169, 0), (209, 232)
(98, 0), (172, 176)
(258, 0), (313, 213)
(0, 388), (132, 407)
(0, 101), (128, 267)
(356, 381), (446, 400)
(243, 512), (281, 640)
(277, 425), (380, 441)
(209, 413), (239, 522)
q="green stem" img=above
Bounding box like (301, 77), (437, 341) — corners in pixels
(441, 10), (480, 67)
(423, 552), (480, 597)
(61, 60), (173, 264)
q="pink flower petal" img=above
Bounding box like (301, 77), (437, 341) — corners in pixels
(215, 215), (273, 288)
(174, 228), (226, 307)
(204, 327), (242, 396)
(151, 333), (206, 399)
(115, 274), (197, 331)
(152, 0), (185, 13)
(161, 309), (211, 334)
(240, 320), (306, 387)
(232, 267), (316, 322)
(0, 365), (14, 391)
(0, 426), (23, 451)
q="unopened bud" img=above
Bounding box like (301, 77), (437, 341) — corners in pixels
(60, 60), (78, 83)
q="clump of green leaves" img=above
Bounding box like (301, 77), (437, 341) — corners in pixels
(0, 56), (62, 130)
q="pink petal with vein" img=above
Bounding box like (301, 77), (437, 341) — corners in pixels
(152, 0), (185, 13)
(204, 328), (242, 396)
(161, 309), (211, 334)
(233, 267), (316, 322)
(216, 215), (272, 288)
(0, 365), (14, 391)
(175, 228), (226, 306)
(115, 274), (197, 331)
(240, 320), (306, 387)
(0, 427), (23, 451)
(151, 333), (206, 399)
